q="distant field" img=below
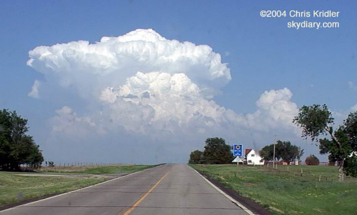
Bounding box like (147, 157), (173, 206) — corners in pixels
(191, 164), (357, 215)
(0, 164), (155, 208)
(39, 164), (154, 175)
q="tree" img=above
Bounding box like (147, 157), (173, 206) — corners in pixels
(277, 141), (304, 163)
(0, 109), (44, 170)
(305, 155), (320, 165)
(259, 140), (303, 164)
(202, 137), (233, 164)
(293, 104), (357, 181)
(260, 144), (275, 161)
(344, 155), (357, 177)
(343, 112), (357, 151)
(188, 150), (203, 164)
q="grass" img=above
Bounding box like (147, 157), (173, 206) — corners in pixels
(39, 164), (154, 175)
(0, 171), (106, 207)
(191, 164), (357, 215)
(267, 165), (355, 182)
(0, 164), (156, 208)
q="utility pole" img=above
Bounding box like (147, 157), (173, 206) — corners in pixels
(273, 135), (276, 169)
(131, 149), (134, 164)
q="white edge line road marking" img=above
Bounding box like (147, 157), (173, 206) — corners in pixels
(0, 166), (158, 213)
(190, 166), (256, 215)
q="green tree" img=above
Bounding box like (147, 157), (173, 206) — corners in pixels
(277, 141), (303, 163)
(202, 137), (233, 164)
(260, 144), (275, 161)
(0, 109), (44, 170)
(344, 155), (357, 177)
(259, 140), (303, 164)
(188, 150), (203, 164)
(293, 104), (357, 181)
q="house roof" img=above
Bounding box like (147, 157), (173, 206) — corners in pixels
(245, 149), (252, 156)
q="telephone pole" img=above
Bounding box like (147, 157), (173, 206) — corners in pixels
(273, 135), (276, 169)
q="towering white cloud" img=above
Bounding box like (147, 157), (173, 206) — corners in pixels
(244, 88), (300, 135)
(27, 29), (302, 163)
(27, 29), (231, 100)
(98, 71), (235, 133)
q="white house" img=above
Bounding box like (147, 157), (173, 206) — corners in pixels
(245, 149), (264, 165)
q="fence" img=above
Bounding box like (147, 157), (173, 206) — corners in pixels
(256, 164), (356, 183)
(45, 162), (124, 167)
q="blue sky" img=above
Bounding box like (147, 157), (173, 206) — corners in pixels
(0, 0), (356, 164)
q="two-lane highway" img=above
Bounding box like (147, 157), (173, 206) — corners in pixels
(1, 164), (251, 215)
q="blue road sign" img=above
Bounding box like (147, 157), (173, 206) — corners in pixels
(233, 144), (243, 157)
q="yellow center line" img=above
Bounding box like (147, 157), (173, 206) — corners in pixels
(122, 171), (169, 215)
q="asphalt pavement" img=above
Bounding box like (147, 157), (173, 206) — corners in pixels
(1, 164), (251, 215)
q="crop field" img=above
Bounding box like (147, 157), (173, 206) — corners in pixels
(191, 164), (357, 215)
(0, 164), (154, 208)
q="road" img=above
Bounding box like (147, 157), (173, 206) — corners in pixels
(1, 164), (251, 215)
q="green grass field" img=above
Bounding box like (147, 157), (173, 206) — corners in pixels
(0, 164), (155, 208)
(0, 172), (106, 207)
(191, 164), (357, 215)
(39, 164), (154, 175)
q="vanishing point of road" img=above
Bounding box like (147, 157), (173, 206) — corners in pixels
(1, 164), (252, 215)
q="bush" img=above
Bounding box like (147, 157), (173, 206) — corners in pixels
(305, 155), (320, 165)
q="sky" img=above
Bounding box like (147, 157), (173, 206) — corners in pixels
(0, 0), (356, 164)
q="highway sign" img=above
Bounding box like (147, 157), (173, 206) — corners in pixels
(233, 144), (243, 157)
(232, 157), (243, 163)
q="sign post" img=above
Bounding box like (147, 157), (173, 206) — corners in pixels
(233, 144), (243, 157)
(233, 144), (243, 172)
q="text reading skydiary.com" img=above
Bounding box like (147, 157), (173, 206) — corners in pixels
(260, 10), (340, 30)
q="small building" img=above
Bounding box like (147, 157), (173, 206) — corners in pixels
(245, 149), (264, 165)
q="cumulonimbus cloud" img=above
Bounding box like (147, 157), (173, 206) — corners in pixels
(27, 29), (301, 162)
(27, 29), (231, 100)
